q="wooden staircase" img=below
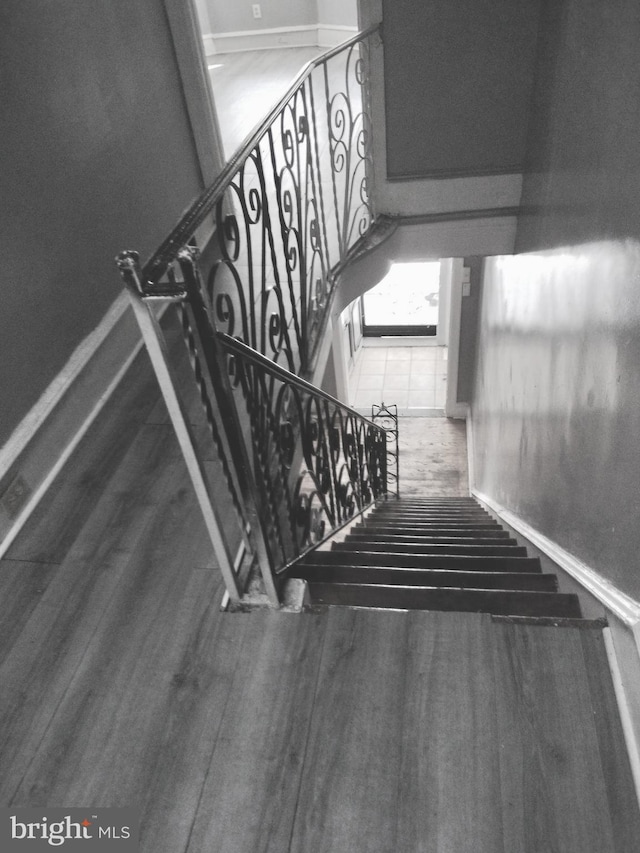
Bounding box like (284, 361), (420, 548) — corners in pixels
(290, 497), (584, 618)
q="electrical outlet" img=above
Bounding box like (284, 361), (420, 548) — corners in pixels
(252, 4), (262, 18)
(1, 474), (31, 519)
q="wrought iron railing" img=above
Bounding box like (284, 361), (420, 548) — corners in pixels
(118, 246), (389, 603)
(220, 334), (388, 573)
(116, 29), (389, 605)
(123, 27), (378, 375)
(371, 403), (400, 498)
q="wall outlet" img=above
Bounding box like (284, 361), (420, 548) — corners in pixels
(1, 474), (31, 520)
(252, 4), (262, 18)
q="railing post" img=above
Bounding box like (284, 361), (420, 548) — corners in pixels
(371, 403), (399, 499)
(116, 250), (242, 602)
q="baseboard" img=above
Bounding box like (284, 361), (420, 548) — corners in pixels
(471, 488), (640, 631)
(0, 293), (149, 558)
(202, 24), (357, 56)
(603, 627), (640, 809)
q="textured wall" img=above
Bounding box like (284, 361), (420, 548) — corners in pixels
(382, 0), (541, 179)
(317, 0), (358, 27)
(0, 1), (205, 449)
(472, 0), (640, 601)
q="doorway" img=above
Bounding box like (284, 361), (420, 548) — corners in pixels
(361, 261), (441, 337)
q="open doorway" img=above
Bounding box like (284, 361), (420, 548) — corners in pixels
(361, 261), (441, 337)
(343, 261), (449, 416)
(191, 0), (359, 156)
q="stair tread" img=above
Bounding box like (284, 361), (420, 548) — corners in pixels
(356, 526), (511, 537)
(347, 533), (517, 545)
(299, 497), (582, 618)
(301, 550), (542, 572)
(334, 541), (527, 556)
(290, 564), (558, 591)
(306, 582), (583, 617)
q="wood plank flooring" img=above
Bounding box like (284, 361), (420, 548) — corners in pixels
(0, 328), (638, 850)
(207, 47), (324, 156)
(398, 416), (469, 496)
(0, 270), (638, 851)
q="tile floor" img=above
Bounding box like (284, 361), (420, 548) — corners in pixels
(349, 341), (447, 416)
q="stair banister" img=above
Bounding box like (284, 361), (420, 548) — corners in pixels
(116, 29), (387, 603)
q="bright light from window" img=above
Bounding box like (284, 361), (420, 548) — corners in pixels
(363, 262), (440, 327)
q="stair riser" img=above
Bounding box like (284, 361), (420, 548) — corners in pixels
(346, 535), (517, 546)
(307, 583), (582, 618)
(355, 526), (511, 538)
(292, 565), (558, 591)
(301, 551), (542, 572)
(334, 542), (527, 557)
(370, 510), (495, 521)
(359, 522), (503, 530)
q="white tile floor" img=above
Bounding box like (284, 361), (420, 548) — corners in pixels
(349, 341), (447, 416)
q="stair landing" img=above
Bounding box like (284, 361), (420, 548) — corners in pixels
(180, 609), (640, 852)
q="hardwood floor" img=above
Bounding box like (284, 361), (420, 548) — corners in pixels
(0, 323), (638, 851)
(0, 48), (638, 853)
(208, 47), (324, 156)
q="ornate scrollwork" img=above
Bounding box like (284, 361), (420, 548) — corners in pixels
(119, 30), (381, 592)
(221, 336), (388, 570)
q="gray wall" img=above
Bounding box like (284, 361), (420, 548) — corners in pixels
(471, 0), (640, 601)
(200, 0), (357, 34)
(317, 0), (358, 27)
(382, 0), (541, 179)
(203, 0), (317, 32)
(0, 1), (206, 449)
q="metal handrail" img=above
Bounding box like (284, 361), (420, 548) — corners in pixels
(219, 333), (377, 425)
(217, 331), (389, 574)
(117, 28), (383, 604)
(142, 24), (379, 286)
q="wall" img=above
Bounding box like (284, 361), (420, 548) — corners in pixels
(202, 0), (317, 33)
(0, 1), (206, 453)
(359, 0), (523, 239)
(317, 0), (358, 27)
(382, 0), (541, 180)
(470, 0), (640, 605)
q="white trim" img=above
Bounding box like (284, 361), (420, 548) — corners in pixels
(0, 342), (142, 560)
(163, 0), (225, 185)
(203, 25), (317, 55)
(465, 403), (476, 496)
(201, 24), (357, 56)
(472, 487), (640, 632)
(444, 258), (466, 419)
(0, 292), (130, 479)
(202, 33), (216, 57)
(603, 628), (640, 809)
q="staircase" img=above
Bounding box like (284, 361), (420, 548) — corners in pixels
(290, 497), (583, 618)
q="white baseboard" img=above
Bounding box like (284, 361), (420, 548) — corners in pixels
(0, 293), (150, 558)
(604, 628), (640, 810)
(203, 24), (357, 56)
(472, 487), (640, 632)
